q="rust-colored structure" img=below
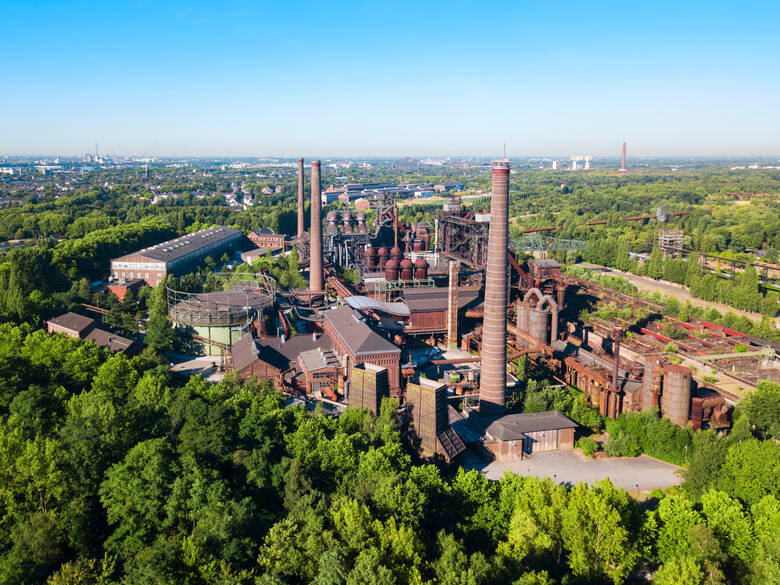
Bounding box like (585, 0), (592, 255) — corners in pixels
(447, 261), (459, 349)
(309, 160), (323, 292)
(479, 160), (511, 415)
(349, 363), (389, 415)
(297, 157), (305, 239)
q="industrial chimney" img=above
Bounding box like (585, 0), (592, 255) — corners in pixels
(309, 160), (323, 292)
(621, 142), (627, 172)
(447, 261), (459, 350)
(297, 158), (305, 239)
(478, 160), (511, 415)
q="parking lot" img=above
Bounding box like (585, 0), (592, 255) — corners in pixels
(464, 449), (682, 492)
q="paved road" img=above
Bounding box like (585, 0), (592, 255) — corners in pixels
(464, 450), (682, 492)
(580, 263), (780, 326)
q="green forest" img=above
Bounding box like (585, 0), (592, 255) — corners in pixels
(0, 324), (778, 585)
(1, 166), (779, 584)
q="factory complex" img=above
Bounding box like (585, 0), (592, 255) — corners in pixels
(49, 153), (778, 465)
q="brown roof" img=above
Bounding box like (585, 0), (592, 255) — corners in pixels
(48, 312), (95, 334)
(324, 306), (400, 356)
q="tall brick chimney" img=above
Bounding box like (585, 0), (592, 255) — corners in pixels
(309, 160), (323, 292)
(297, 157), (305, 240)
(479, 160), (511, 415)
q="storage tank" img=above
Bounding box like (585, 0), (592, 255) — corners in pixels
(400, 258), (414, 281)
(364, 244), (377, 269)
(377, 245), (389, 269)
(341, 210), (353, 232)
(413, 257), (428, 279)
(390, 245), (402, 262)
(412, 239), (424, 252)
(529, 308), (550, 345)
(517, 302), (530, 334)
(385, 258), (400, 281)
(355, 210), (367, 233)
(662, 365), (691, 426)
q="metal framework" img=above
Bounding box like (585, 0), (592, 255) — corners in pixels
(166, 287), (274, 328)
(510, 235), (587, 252)
(372, 277), (436, 302)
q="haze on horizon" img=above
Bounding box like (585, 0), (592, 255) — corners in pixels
(2, 0), (779, 158)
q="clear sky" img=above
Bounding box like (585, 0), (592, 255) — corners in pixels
(2, 0), (778, 158)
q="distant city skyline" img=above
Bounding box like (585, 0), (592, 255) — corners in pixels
(2, 1), (779, 157)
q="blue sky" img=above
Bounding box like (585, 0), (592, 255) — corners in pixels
(1, 0), (778, 157)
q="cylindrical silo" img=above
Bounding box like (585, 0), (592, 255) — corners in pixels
(377, 245), (389, 269)
(400, 258), (414, 281)
(661, 365), (691, 426)
(529, 308), (550, 345)
(385, 258), (400, 281)
(414, 257), (428, 280)
(364, 244), (377, 269)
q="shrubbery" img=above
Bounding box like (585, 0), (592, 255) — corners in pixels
(577, 436), (599, 457)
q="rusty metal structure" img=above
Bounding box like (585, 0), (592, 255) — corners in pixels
(309, 160), (323, 292)
(478, 160), (511, 415)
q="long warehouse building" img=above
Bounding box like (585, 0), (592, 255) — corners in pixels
(110, 226), (242, 286)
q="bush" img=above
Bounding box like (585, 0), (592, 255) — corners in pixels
(577, 437), (599, 457)
(664, 342), (679, 353)
(604, 431), (641, 457)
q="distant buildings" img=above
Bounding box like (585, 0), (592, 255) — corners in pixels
(110, 226), (242, 286)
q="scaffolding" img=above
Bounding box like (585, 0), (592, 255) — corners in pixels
(167, 288), (274, 328)
(372, 277), (436, 302)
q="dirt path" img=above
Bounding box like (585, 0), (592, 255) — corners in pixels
(579, 263), (780, 327)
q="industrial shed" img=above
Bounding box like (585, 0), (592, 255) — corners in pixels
(470, 410), (577, 461)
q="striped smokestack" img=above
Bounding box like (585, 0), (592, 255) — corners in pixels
(479, 160), (511, 415)
(309, 160), (323, 292)
(297, 158), (305, 239)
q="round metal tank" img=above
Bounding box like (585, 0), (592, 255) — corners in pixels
(662, 365), (691, 426)
(377, 246), (389, 269)
(326, 210), (339, 234)
(412, 239), (424, 252)
(413, 257), (428, 279)
(385, 258), (400, 281)
(529, 308), (550, 344)
(390, 245), (402, 261)
(518, 303), (530, 333)
(364, 244), (377, 269)
(400, 258), (414, 281)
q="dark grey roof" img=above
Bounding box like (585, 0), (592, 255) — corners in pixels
(48, 312), (95, 333)
(477, 410), (577, 441)
(403, 287), (481, 313)
(324, 306), (400, 356)
(251, 227), (276, 236)
(298, 348), (339, 372)
(114, 226), (241, 264)
(232, 332), (334, 373)
(231, 332), (261, 373)
(84, 328), (140, 355)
